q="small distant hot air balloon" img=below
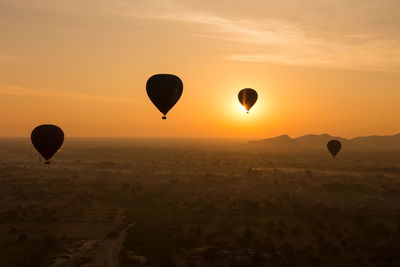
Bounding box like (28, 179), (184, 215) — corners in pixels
(238, 88), (258, 113)
(31, 124), (64, 164)
(327, 140), (342, 159)
(146, 74), (183, 119)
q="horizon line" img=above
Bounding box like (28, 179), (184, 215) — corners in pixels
(0, 132), (398, 140)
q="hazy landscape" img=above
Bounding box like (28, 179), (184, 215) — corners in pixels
(2, 0), (400, 266)
(0, 135), (399, 266)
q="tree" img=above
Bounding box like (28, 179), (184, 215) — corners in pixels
(18, 233), (28, 242)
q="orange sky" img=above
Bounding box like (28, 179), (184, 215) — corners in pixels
(0, 0), (399, 138)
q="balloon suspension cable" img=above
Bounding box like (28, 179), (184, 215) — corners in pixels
(44, 161), (51, 164)
(162, 116), (167, 120)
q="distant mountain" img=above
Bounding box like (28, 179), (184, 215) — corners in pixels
(248, 133), (400, 151)
(256, 134), (298, 146)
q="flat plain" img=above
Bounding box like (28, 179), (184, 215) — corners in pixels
(0, 138), (399, 266)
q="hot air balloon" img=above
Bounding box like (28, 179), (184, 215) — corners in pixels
(327, 140), (341, 159)
(238, 88), (258, 113)
(146, 74), (183, 119)
(31, 124), (64, 164)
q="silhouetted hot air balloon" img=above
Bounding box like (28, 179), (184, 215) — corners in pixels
(31, 124), (64, 164)
(238, 88), (258, 113)
(327, 140), (342, 159)
(146, 74), (183, 119)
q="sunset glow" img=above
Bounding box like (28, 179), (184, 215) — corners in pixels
(1, 2), (400, 265)
(0, 0), (399, 138)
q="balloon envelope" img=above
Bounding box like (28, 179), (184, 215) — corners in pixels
(146, 74), (183, 119)
(31, 124), (64, 164)
(327, 140), (342, 158)
(238, 88), (258, 112)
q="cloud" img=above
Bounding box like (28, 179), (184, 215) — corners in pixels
(226, 39), (400, 72)
(116, 0), (400, 71)
(0, 85), (138, 103)
(0, 55), (20, 61)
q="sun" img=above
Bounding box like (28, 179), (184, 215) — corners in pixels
(225, 95), (264, 123)
(237, 102), (249, 113)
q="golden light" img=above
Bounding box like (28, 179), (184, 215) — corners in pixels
(237, 102), (249, 113)
(218, 83), (271, 127)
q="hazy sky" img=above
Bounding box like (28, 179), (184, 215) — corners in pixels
(1, 0), (399, 138)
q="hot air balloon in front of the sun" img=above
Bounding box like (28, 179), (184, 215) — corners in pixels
(327, 139), (342, 159)
(31, 124), (64, 164)
(146, 74), (183, 119)
(238, 88), (258, 113)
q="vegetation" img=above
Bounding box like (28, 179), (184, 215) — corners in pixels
(0, 138), (399, 266)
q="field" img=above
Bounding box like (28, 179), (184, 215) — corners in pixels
(0, 138), (399, 266)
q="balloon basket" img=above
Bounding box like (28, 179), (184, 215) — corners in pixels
(44, 161), (51, 164)
(162, 116), (167, 120)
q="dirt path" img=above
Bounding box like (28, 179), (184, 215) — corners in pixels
(93, 223), (134, 267)
(50, 223), (134, 267)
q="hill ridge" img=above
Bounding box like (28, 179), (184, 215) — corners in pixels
(249, 133), (400, 151)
